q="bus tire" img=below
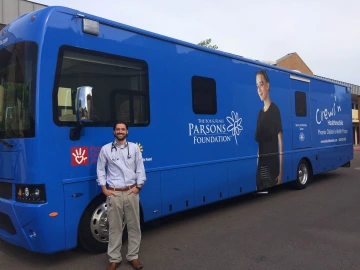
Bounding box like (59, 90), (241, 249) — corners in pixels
(293, 159), (312, 190)
(78, 195), (128, 254)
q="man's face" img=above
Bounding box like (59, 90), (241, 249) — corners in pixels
(256, 74), (269, 101)
(113, 124), (128, 141)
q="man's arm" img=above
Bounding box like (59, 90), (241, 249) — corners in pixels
(128, 145), (146, 195)
(96, 147), (107, 186)
(97, 146), (115, 196)
(135, 146), (146, 188)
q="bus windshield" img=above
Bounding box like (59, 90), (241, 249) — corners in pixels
(0, 41), (37, 139)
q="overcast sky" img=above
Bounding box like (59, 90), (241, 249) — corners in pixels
(37, 0), (360, 85)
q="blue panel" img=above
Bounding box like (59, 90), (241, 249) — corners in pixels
(0, 198), (30, 249)
(10, 200), (66, 253)
(194, 163), (228, 206)
(310, 81), (352, 149)
(0, 152), (18, 179)
(161, 168), (194, 215)
(282, 152), (294, 183)
(140, 171), (162, 222)
(63, 180), (100, 250)
(227, 159), (256, 197)
(291, 79), (311, 149)
(317, 146), (351, 173)
(20, 212), (66, 253)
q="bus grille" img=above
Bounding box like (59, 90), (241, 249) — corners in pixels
(0, 182), (12, 200)
(0, 212), (16, 235)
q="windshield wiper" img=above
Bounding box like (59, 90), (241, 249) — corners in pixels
(0, 138), (14, 148)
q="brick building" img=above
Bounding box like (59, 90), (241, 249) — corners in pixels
(0, 0), (46, 29)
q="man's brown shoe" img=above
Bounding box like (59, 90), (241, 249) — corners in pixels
(106, 262), (120, 270)
(128, 259), (143, 269)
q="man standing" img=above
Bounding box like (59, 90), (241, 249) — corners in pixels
(97, 121), (146, 270)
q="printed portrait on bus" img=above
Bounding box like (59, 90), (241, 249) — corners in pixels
(254, 69), (283, 190)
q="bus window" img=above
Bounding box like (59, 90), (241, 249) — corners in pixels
(192, 75), (217, 115)
(295, 91), (307, 117)
(0, 42), (37, 138)
(54, 47), (150, 126)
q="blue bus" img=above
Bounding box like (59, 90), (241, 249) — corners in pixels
(0, 6), (353, 254)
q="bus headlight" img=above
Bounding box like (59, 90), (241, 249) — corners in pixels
(16, 184), (46, 203)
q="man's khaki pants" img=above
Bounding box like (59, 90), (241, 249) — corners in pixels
(107, 191), (141, 263)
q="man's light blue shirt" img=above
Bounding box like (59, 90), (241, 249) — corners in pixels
(97, 141), (146, 188)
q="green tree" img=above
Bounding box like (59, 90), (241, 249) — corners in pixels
(197, 38), (218, 49)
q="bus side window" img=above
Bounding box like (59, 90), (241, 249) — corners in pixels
(192, 75), (217, 115)
(54, 47), (150, 126)
(295, 91), (307, 117)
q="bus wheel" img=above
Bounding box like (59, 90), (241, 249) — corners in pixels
(78, 195), (127, 254)
(293, 159), (312, 190)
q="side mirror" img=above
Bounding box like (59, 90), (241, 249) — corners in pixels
(75, 86), (93, 122)
(70, 86), (93, 140)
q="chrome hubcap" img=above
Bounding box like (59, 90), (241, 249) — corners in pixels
(90, 202), (109, 242)
(90, 202), (126, 243)
(298, 164), (308, 185)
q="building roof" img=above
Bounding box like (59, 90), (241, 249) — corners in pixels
(275, 52), (313, 75)
(276, 52), (296, 63)
(315, 75), (360, 96)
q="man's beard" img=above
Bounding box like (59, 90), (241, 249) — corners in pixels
(114, 133), (127, 141)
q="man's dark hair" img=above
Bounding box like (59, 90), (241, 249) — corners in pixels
(113, 120), (129, 131)
(256, 69), (270, 83)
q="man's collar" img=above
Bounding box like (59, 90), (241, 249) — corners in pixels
(114, 140), (127, 148)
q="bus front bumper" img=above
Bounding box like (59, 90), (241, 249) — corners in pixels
(0, 197), (66, 254)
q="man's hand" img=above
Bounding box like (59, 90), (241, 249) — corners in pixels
(103, 189), (116, 197)
(101, 186), (116, 197)
(128, 186), (141, 195)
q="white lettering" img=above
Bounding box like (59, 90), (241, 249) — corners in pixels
(189, 123), (227, 136)
(189, 112), (243, 145)
(193, 136), (232, 144)
(189, 123), (194, 136)
(316, 102), (342, 125)
(327, 120), (343, 126)
(193, 125), (200, 134)
(318, 128), (348, 136)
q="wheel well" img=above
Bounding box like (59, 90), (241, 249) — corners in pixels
(77, 192), (105, 236)
(79, 192), (106, 222)
(301, 157), (313, 176)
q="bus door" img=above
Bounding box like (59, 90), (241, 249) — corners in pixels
(290, 75), (312, 149)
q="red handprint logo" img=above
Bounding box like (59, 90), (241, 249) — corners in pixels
(71, 147), (89, 166)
